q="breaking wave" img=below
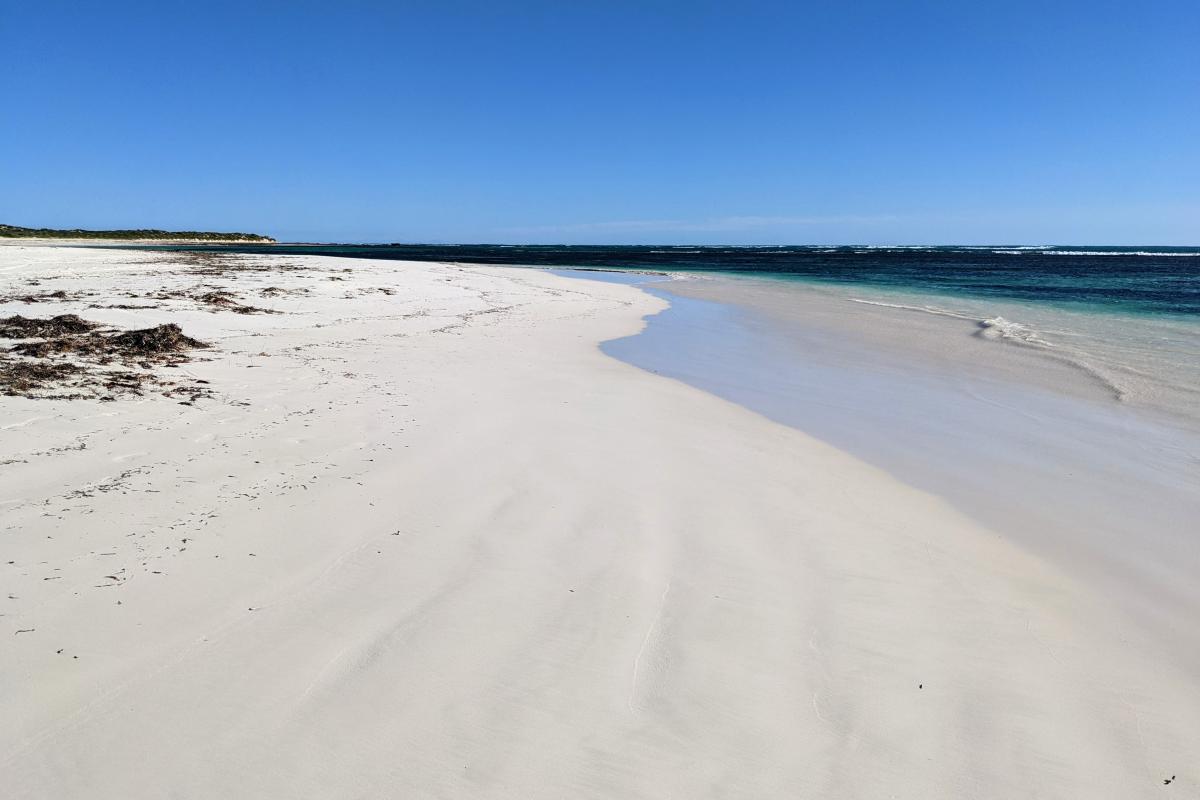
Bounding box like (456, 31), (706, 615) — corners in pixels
(846, 298), (1127, 401)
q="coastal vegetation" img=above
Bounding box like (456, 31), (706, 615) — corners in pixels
(0, 223), (274, 242)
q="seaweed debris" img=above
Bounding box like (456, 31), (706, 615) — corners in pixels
(196, 290), (275, 314)
(11, 323), (208, 362)
(0, 361), (84, 397)
(110, 324), (209, 357)
(259, 286), (309, 297)
(0, 314), (100, 338)
(0, 289), (88, 304)
(149, 287), (276, 314)
(1, 317), (211, 400)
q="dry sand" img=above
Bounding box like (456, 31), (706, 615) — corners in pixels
(1, 244), (1195, 798)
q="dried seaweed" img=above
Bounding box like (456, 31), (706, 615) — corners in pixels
(0, 289), (86, 304)
(1, 318), (211, 400)
(0, 361), (83, 396)
(0, 314), (100, 338)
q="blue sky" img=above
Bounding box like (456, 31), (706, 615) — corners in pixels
(3, 1), (1197, 244)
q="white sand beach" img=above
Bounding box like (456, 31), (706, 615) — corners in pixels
(2, 244), (1196, 798)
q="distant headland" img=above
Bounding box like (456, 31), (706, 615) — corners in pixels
(0, 223), (275, 243)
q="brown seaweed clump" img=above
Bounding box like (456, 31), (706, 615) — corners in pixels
(196, 290), (240, 307)
(196, 290), (275, 314)
(109, 324), (209, 357)
(0, 361), (83, 397)
(1, 317), (212, 401)
(11, 323), (208, 362)
(0, 314), (99, 338)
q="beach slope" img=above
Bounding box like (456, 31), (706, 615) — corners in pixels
(1, 245), (1195, 798)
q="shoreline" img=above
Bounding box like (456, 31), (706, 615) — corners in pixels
(599, 270), (1200, 664)
(2, 245), (1197, 797)
(667, 271), (1200, 432)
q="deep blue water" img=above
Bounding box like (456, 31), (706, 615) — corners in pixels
(136, 244), (1200, 317)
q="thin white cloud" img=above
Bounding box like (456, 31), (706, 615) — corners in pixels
(500, 214), (898, 236)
